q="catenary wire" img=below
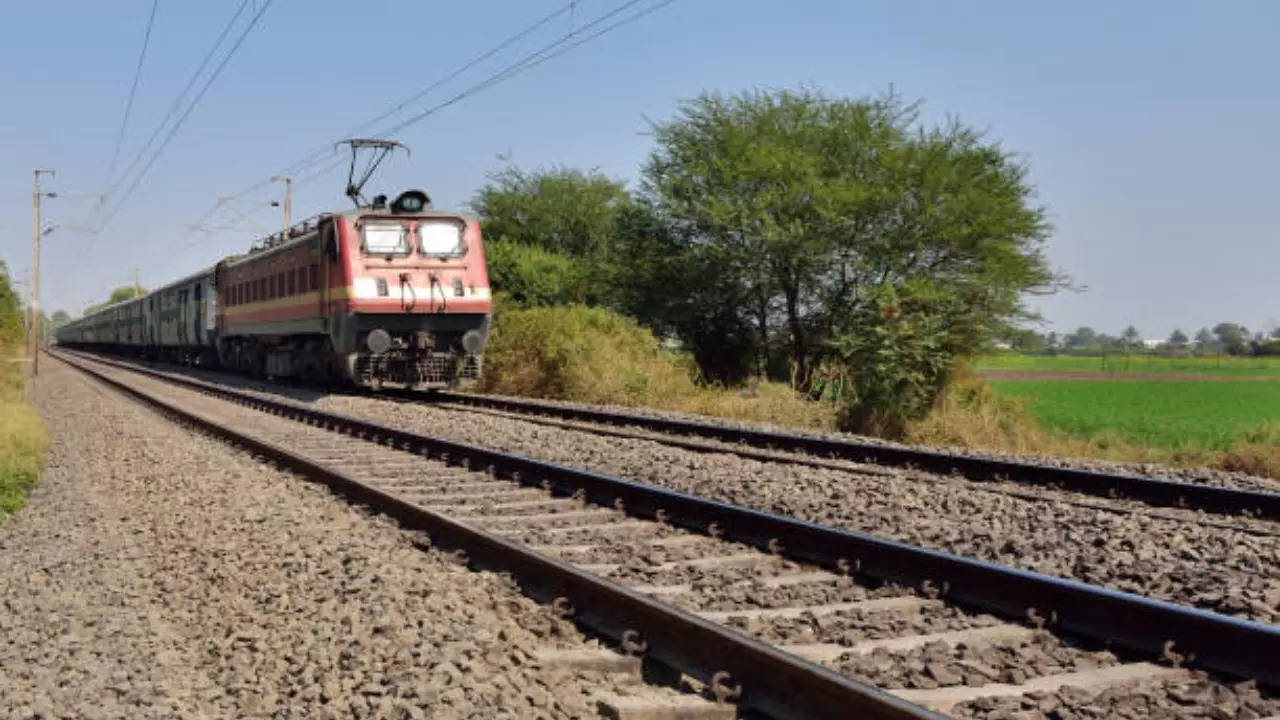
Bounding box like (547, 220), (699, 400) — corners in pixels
(171, 0), (676, 272)
(94, 0), (276, 236)
(105, 0), (160, 189)
(194, 0), (584, 225)
(106, 0), (253, 207)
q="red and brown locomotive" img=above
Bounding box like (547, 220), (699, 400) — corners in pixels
(56, 189), (493, 389)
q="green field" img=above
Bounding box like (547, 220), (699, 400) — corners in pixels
(988, 379), (1280, 450)
(977, 353), (1280, 376)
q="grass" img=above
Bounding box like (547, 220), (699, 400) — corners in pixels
(988, 379), (1280, 450)
(911, 370), (1280, 481)
(477, 303), (835, 430)
(0, 357), (47, 520)
(976, 353), (1280, 376)
(476, 307), (1280, 481)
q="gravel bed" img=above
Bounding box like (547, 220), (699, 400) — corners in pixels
(446, 391), (1280, 495)
(260, 394), (1280, 624)
(835, 633), (1119, 691)
(99, 358), (1280, 495)
(722, 604), (996, 645)
(677, 576), (878, 611)
(956, 676), (1280, 719)
(0, 361), (644, 719)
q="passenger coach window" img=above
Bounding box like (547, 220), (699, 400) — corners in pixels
(287, 270), (296, 295)
(309, 265), (318, 291)
(278, 272), (286, 297)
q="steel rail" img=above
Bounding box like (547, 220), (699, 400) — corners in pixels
(433, 391), (1280, 522)
(50, 349), (939, 720)
(52, 350), (1280, 689)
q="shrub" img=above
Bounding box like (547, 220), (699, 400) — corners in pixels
(478, 304), (833, 428)
(484, 240), (591, 308)
(814, 284), (957, 436)
(0, 367), (46, 519)
(479, 304), (698, 404)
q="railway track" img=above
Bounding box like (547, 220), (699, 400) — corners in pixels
(430, 391), (1280, 523)
(50, 349), (1280, 719)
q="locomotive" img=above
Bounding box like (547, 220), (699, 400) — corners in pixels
(55, 189), (492, 389)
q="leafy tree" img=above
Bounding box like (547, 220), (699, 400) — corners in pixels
(0, 262), (24, 355)
(1065, 326), (1098, 349)
(484, 241), (590, 308)
(1167, 329), (1189, 348)
(471, 165), (631, 257)
(1193, 327), (1215, 350)
(1213, 323), (1250, 355)
(643, 88), (1060, 429)
(1121, 325), (1141, 348)
(1004, 328), (1046, 353)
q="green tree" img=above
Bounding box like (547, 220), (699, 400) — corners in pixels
(1065, 326), (1098, 350)
(1168, 328), (1189, 348)
(1004, 328), (1046, 353)
(471, 164), (632, 257)
(0, 262), (24, 356)
(1213, 323), (1250, 355)
(643, 88), (1060, 429)
(1121, 325), (1141, 349)
(483, 240), (589, 308)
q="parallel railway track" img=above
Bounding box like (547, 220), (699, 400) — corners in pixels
(430, 391), (1280, 523)
(51, 349), (1280, 719)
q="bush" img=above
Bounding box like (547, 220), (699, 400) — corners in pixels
(478, 304), (833, 428)
(814, 284), (957, 436)
(0, 361), (46, 520)
(485, 240), (591, 308)
(479, 304), (699, 404)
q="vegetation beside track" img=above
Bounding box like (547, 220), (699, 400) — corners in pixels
(0, 263), (47, 520)
(477, 303), (1280, 480)
(909, 371), (1280, 480)
(478, 304), (835, 429)
(977, 353), (1280, 376)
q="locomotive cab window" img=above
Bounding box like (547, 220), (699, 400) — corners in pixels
(419, 219), (466, 257)
(363, 222), (409, 255)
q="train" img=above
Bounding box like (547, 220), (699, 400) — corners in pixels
(55, 189), (492, 389)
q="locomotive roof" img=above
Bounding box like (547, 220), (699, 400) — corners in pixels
(151, 265), (217, 293)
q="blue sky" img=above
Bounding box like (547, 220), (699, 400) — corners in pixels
(2, 0), (1277, 339)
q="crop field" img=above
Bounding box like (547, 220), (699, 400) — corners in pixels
(977, 353), (1280, 376)
(988, 378), (1280, 450)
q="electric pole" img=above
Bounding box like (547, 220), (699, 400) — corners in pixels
(271, 175), (292, 238)
(31, 169), (55, 377)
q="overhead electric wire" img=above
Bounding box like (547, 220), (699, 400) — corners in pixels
(185, 0), (677, 248)
(195, 0), (583, 223)
(108, 0), (253, 203)
(95, 0), (275, 236)
(380, 0), (669, 138)
(280, 0), (674, 192)
(105, 0), (160, 188)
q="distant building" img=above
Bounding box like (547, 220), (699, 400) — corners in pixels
(1141, 339), (1163, 349)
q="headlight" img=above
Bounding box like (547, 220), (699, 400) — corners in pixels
(419, 220), (465, 256)
(366, 329), (392, 354)
(364, 223), (408, 254)
(462, 329), (486, 354)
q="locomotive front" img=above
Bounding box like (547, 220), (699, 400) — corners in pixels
(335, 190), (492, 388)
